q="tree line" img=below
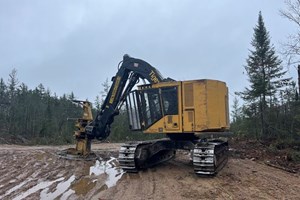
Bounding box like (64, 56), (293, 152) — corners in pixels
(0, 69), (84, 144)
(0, 71), (161, 144)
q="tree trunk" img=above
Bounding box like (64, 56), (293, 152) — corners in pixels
(260, 100), (265, 137)
(298, 65), (300, 95)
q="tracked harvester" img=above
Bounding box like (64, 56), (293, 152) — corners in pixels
(80, 55), (230, 175)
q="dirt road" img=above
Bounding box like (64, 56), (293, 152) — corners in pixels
(0, 144), (299, 200)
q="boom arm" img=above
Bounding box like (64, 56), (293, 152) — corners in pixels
(86, 54), (171, 140)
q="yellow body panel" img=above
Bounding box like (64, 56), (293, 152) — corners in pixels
(192, 80), (229, 132)
(143, 79), (229, 134)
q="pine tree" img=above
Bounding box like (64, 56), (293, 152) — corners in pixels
(100, 78), (110, 107)
(239, 12), (291, 138)
(7, 69), (19, 100)
(0, 78), (7, 103)
(94, 95), (101, 110)
(0, 78), (8, 133)
(36, 83), (46, 98)
(7, 69), (20, 134)
(230, 96), (244, 136)
(68, 92), (75, 101)
(231, 96), (242, 123)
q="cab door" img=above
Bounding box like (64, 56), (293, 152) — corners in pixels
(161, 86), (181, 131)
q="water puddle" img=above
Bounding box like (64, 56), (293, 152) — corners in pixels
(90, 157), (124, 188)
(13, 177), (64, 200)
(59, 157), (124, 197)
(70, 177), (97, 196)
(0, 179), (32, 199)
(60, 188), (75, 200)
(40, 175), (75, 199)
(7, 157), (123, 200)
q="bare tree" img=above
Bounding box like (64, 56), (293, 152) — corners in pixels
(281, 0), (300, 95)
(280, 1), (300, 65)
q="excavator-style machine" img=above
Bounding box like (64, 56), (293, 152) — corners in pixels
(77, 55), (230, 175)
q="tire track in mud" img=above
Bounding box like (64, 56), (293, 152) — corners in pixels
(0, 148), (86, 199)
(99, 152), (300, 200)
(0, 145), (299, 200)
(0, 150), (42, 197)
(97, 167), (158, 200)
(98, 154), (197, 200)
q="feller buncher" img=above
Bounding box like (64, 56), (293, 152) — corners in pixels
(68, 55), (230, 175)
(59, 100), (95, 159)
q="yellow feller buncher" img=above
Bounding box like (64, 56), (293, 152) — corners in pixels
(65, 55), (231, 175)
(59, 100), (95, 159)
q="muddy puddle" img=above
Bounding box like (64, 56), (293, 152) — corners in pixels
(2, 156), (124, 200)
(90, 157), (124, 188)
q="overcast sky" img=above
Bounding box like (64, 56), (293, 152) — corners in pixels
(0, 0), (298, 105)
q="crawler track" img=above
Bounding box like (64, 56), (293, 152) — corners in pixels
(193, 140), (228, 175)
(118, 142), (140, 172)
(118, 139), (176, 172)
(119, 139), (229, 176)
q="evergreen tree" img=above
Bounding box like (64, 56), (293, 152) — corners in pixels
(0, 78), (7, 104)
(231, 96), (242, 123)
(100, 78), (110, 106)
(7, 69), (19, 100)
(7, 69), (20, 134)
(36, 83), (46, 98)
(94, 95), (101, 110)
(0, 78), (8, 133)
(238, 12), (291, 138)
(68, 92), (75, 101)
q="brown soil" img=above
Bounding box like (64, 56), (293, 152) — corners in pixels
(0, 143), (299, 200)
(230, 138), (300, 173)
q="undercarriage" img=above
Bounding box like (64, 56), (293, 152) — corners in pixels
(118, 137), (228, 175)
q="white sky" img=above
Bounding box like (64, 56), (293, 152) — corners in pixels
(0, 0), (298, 106)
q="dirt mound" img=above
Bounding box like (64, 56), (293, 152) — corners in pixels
(229, 138), (300, 173)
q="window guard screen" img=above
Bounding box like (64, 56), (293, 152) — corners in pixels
(126, 91), (141, 130)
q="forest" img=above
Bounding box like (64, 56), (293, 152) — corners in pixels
(0, 2), (299, 151)
(0, 71), (162, 144)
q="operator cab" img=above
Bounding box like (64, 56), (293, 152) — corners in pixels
(126, 84), (179, 131)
